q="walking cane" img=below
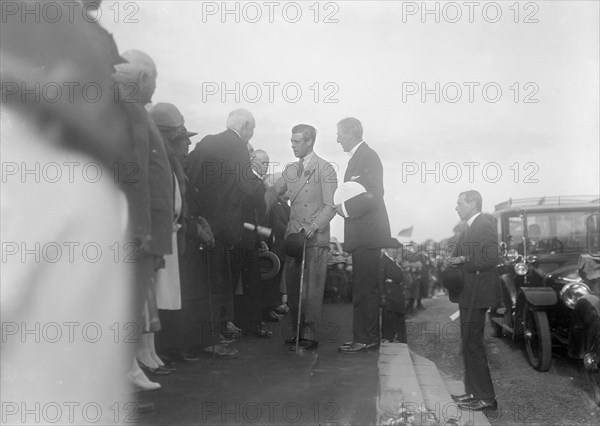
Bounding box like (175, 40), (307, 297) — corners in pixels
(295, 229), (307, 352)
(201, 243), (216, 359)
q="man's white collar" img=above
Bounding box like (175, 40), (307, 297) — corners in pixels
(467, 212), (481, 227)
(347, 141), (365, 157)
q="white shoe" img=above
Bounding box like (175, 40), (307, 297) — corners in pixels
(128, 368), (161, 391)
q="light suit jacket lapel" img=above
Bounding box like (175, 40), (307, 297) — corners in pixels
(288, 155), (317, 205)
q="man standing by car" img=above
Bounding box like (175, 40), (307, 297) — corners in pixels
(447, 190), (501, 413)
(334, 117), (392, 353)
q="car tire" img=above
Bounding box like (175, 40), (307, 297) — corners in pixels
(523, 303), (552, 371)
(581, 301), (600, 406)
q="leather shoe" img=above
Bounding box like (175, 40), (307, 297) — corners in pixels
(203, 344), (239, 359)
(338, 342), (379, 353)
(274, 303), (289, 315)
(289, 339), (318, 351)
(451, 393), (475, 403)
(138, 361), (173, 376)
(255, 329), (273, 338)
(182, 352), (200, 362)
(458, 399), (498, 412)
(284, 336), (298, 345)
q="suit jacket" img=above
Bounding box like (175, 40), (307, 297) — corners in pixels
(343, 143), (391, 252)
(267, 195), (291, 260)
(453, 213), (502, 309)
(273, 153), (337, 248)
(379, 253), (405, 313)
(120, 103), (173, 256)
(146, 114), (175, 256)
(186, 129), (265, 245)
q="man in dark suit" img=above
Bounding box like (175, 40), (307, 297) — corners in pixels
(334, 117), (392, 353)
(448, 190), (501, 413)
(186, 109), (265, 357)
(269, 124), (338, 350)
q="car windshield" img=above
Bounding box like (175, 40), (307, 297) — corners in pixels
(506, 211), (593, 254)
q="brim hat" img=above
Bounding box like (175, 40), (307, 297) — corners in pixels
(284, 232), (307, 259)
(259, 251), (281, 281)
(441, 267), (464, 303)
(333, 181), (367, 205)
(149, 102), (198, 139)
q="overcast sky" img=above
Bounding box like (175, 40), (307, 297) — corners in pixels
(104, 0), (599, 242)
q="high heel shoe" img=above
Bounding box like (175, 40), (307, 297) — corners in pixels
(138, 360), (173, 376)
(128, 369), (161, 391)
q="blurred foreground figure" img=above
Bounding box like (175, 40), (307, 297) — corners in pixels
(1, 3), (134, 423)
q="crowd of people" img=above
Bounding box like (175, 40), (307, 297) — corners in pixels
(2, 1), (502, 419)
(1, 0), (394, 415)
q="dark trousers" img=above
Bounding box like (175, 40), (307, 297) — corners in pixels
(381, 310), (406, 343)
(352, 248), (382, 345)
(177, 241), (223, 350)
(460, 307), (495, 400)
(231, 245), (264, 335)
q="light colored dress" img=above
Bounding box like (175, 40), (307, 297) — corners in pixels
(155, 174), (182, 310)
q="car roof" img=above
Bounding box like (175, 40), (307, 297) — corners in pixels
(494, 195), (600, 215)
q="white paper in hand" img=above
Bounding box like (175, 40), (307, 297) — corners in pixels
(334, 181), (367, 205)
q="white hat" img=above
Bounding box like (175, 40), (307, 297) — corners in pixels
(334, 181), (366, 205)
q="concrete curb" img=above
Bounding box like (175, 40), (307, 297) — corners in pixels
(376, 343), (491, 426)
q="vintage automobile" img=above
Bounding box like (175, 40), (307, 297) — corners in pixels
(490, 196), (600, 383)
(577, 214), (600, 404)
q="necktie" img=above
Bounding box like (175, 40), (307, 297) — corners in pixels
(297, 158), (304, 178)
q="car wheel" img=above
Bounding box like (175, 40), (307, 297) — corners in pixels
(523, 303), (552, 371)
(583, 310), (600, 406)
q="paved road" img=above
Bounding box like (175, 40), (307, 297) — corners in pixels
(407, 295), (600, 425)
(139, 304), (379, 425)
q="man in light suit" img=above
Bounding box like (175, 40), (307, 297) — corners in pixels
(269, 124), (338, 350)
(335, 117), (392, 353)
(448, 190), (501, 413)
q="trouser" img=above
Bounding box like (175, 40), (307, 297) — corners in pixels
(232, 245), (264, 335)
(460, 307), (495, 400)
(381, 310), (406, 343)
(351, 248), (382, 345)
(285, 246), (328, 341)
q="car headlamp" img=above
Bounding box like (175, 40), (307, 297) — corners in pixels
(506, 249), (519, 262)
(514, 262), (528, 276)
(560, 281), (590, 309)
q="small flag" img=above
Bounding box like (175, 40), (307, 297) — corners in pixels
(397, 226), (414, 238)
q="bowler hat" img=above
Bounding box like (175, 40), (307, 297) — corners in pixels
(441, 267), (464, 303)
(259, 251), (281, 280)
(284, 232), (306, 259)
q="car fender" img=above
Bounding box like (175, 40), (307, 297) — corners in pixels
(518, 287), (558, 308)
(569, 294), (600, 359)
(500, 273), (517, 306)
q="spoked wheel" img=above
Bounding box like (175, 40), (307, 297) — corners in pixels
(583, 314), (600, 406)
(523, 303), (552, 371)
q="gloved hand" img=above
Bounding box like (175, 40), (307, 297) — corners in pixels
(195, 216), (215, 249)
